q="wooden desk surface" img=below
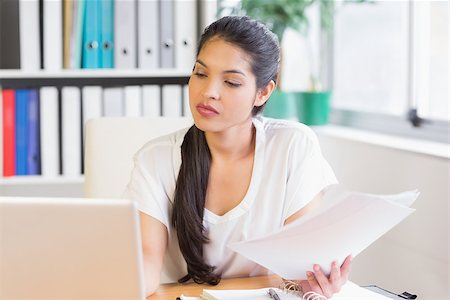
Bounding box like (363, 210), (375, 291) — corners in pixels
(147, 275), (283, 299)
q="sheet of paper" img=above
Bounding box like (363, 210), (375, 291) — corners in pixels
(197, 282), (391, 299)
(228, 188), (418, 280)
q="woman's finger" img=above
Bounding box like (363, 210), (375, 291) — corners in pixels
(312, 264), (333, 298)
(340, 255), (352, 283)
(329, 260), (341, 288)
(306, 271), (323, 295)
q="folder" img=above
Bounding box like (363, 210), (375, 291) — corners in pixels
(27, 90), (40, 175)
(137, 0), (159, 69)
(40, 87), (60, 177)
(174, 0), (197, 69)
(100, 0), (114, 68)
(182, 85), (192, 118)
(2, 89), (16, 176)
(43, 0), (63, 70)
(63, 0), (73, 69)
(159, 0), (175, 68)
(199, 0), (218, 33)
(124, 86), (142, 117)
(142, 85), (161, 117)
(82, 0), (101, 68)
(162, 85), (182, 117)
(103, 87), (124, 117)
(114, 0), (137, 69)
(70, 0), (86, 68)
(61, 87), (82, 176)
(19, 0), (41, 70)
(82, 86), (102, 139)
(15, 90), (29, 175)
(0, 0), (20, 69)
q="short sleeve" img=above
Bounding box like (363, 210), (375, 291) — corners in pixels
(283, 130), (338, 220)
(122, 149), (172, 229)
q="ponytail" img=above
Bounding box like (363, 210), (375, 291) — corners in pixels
(172, 125), (220, 285)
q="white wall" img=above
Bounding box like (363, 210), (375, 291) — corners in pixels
(317, 131), (449, 299)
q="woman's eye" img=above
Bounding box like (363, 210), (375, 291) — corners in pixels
(194, 72), (206, 78)
(225, 81), (241, 88)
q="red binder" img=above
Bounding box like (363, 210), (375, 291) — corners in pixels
(2, 89), (16, 176)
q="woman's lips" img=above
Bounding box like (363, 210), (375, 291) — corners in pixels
(196, 104), (219, 117)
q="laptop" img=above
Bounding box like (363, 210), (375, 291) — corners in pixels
(0, 197), (145, 300)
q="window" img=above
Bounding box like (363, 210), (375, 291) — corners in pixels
(331, 0), (448, 142)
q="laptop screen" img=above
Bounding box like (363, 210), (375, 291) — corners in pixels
(0, 197), (145, 300)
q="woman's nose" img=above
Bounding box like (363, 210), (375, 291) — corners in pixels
(201, 79), (220, 100)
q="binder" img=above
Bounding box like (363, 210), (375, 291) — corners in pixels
(82, 86), (103, 134)
(82, 0), (101, 68)
(15, 90), (29, 175)
(182, 84), (192, 118)
(61, 87), (82, 176)
(43, 0), (63, 70)
(174, 0), (197, 69)
(103, 87), (124, 117)
(199, 0), (218, 33)
(137, 0), (159, 69)
(142, 85), (161, 117)
(19, 0), (41, 70)
(63, 0), (73, 68)
(0, 0), (20, 69)
(39, 87), (60, 177)
(70, 0), (86, 68)
(2, 89), (16, 176)
(114, 0), (137, 69)
(162, 84), (182, 117)
(27, 90), (40, 175)
(124, 86), (142, 117)
(159, 0), (175, 68)
(100, 0), (114, 68)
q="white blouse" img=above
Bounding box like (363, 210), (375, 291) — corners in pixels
(123, 116), (338, 282)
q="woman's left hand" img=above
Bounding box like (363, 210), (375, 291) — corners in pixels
(297, 255), (352, 299)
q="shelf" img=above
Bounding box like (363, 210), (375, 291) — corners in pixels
(0, 68), (192, 79)
(0, 69), (191, 88)
(0, 175), (84, 185)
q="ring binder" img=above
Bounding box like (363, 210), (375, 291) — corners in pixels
(279, 279), (327, 300)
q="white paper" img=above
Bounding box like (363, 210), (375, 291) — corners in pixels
(229, 188), (418, 280)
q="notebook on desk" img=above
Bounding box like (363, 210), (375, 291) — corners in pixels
(0, 197), (146, 300)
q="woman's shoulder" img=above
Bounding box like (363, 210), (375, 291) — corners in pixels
(256, 116), (318, 145)
(133, 126), (191, 162)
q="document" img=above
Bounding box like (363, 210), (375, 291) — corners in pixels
(228, 188), (418, 280)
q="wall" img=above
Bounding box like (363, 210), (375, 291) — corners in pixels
(317, 131), (449, 299)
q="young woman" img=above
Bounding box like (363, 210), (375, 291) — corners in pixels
(124, 15), (351, 298)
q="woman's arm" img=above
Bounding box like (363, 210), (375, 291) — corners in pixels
(139, 212), (168, 297)
(283, 191), (352, 299)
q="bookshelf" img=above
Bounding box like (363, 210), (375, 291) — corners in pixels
(0, 70), (192, 197)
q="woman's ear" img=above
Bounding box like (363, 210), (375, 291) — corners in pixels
(254, 80), (276, 107)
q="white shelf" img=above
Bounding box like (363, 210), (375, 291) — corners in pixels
(0, 175), (84, 185)
(0, 69), (192, 79)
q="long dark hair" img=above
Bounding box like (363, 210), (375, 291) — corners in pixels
(171, 15), (280, 285)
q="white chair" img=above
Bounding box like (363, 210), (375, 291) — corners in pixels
(84, 117), (193, 198)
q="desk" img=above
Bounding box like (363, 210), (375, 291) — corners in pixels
(148, 275), (283, 299)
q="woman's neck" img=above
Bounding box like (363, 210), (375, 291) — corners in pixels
(204, 120), (256, 161)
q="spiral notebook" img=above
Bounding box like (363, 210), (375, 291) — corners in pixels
(178, 281), (391, 300)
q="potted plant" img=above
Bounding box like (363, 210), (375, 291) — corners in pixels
(232, 0), (363, 125)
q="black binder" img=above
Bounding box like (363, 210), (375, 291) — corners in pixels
(364, 285), (418, 299)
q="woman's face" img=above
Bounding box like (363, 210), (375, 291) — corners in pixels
(188, 38), (266, 133)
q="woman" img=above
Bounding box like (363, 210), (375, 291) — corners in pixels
(124, 15), (351, 298)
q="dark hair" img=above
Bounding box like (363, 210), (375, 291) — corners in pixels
(171, 15), (280, 285)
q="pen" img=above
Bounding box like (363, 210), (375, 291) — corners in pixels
(268, 288), (281, 300)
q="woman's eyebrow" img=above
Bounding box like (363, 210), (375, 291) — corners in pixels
(195, 59), (247, 77)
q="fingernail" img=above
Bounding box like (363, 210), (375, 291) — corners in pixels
(313, 264), (320, 271)
(307, 271), (314, 277)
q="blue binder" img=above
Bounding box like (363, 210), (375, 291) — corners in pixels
(82, 0), (100, 68)
(15, 90), (29, 175)
(100, 0), (114, 68)
(27, 89), (40, 175)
